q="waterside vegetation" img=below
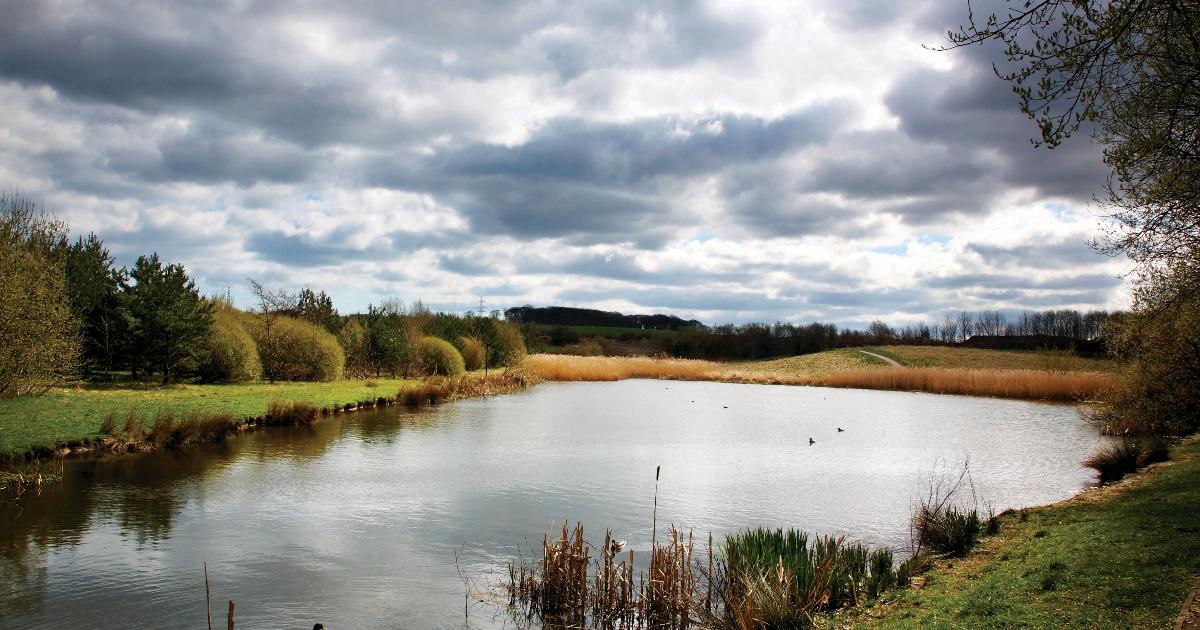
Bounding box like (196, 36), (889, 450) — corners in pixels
(825, 435), (1200, 630)
(0, 371), (534, 462)
(524, 351), (1119, 402)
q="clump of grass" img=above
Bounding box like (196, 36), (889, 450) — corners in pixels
(912, 460), (985, 557)
(146, 410), (176, 446)
(1085, 439), (1142, 483)
(984, 504), (1001, 535)
(894, 552), (931, 587)
(699, 528), (904, 630)
(915, 505), (981, 557)
(263, 399), (320, 426)
(122, 410), (144, 438)
(100, 412), (119, 437)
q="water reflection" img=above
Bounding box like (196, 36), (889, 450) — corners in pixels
(0, 381), (1104, 629)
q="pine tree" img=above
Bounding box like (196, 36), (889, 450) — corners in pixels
(126, 254), (214, 384)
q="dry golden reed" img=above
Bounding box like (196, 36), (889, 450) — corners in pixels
(526, 354), (1117, 401)
(807, 367), (1116, 401)
(525, 354), (721, 381)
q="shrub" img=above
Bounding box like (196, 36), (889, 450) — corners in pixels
(0, 193), (79, 397)
(199, 311), (263, 382)
(1103, 289), (1200, 436)
(246, 314), (344, 381)
(457, 335), (486, 370)
(415, 336), (465, 376)
(915, 504), (981, 557)
(481, 318), (527, 367)
(1085, 439), (1141, 483)
(337, 316), (370, 376)
(1138, 435), (1170, 465)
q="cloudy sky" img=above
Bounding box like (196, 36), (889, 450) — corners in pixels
(0, 0), (1130, 327)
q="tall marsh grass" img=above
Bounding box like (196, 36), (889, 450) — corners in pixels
(527, 354), (1116, 401)
(526, 353), (719, 381)
(505, 522), (910, 630)
(809, 367), (1116, 401)
(508, 521), (698, 629)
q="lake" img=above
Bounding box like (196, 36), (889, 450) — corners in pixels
(0, 380), (1105, 629)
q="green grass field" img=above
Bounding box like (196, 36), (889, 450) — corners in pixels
(725, 348), (888, 376)
(861, 345), (1119, 372)
(0, 377), (417, 456)
(819, 435), (1200, 629)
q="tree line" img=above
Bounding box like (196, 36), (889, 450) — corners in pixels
(524, 308), (1118, 361)
(0, 192), (525, 397)
(948, 0), (1199, 436)
(505, 305), (704, 330)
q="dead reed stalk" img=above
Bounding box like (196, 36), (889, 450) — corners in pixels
(528, 354), (1115, 401)
(808, 367), (1116, 401)
(526, 354), (720, 382)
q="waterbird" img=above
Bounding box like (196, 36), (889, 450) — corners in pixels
(837, 427), (844, 432)
(723, 405), (728, 408)
(611, 539), (627, 554)
(809, 437), (816, 445)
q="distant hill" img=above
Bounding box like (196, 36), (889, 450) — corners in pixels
(504, 305), (705, 330)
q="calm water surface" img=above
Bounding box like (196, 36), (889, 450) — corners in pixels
(1, 380), (1105, 629)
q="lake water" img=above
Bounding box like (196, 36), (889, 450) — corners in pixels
(0, 380), (1105, 629)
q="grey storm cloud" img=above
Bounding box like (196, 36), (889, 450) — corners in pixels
(923, 272), (1121, 292)
(361, 105), (854, 243)
(0, 0), (1127, 324)
(967, 239), (1110, 267)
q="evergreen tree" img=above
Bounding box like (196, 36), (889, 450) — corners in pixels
(296, 287), (341, 334)
(64, 233), (125, 374)
(126, 254), (214, 384)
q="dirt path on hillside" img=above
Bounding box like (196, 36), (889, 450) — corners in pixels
(857, 349), (902, 367)
(1178, 588), (1199, 630)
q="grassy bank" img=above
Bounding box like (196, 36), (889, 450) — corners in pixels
(0, 371), (528, 459)
(820, 435), (1200, 629)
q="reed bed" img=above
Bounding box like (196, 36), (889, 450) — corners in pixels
(397, 372), (535, 406)
(508, 521), (697, 629)
(527, 354), (1116, 401)
(525, 354), (720, 382)
(807, 367), (1117, 401)
(505, 522), (913, 630)
(703, 528), (905, 629)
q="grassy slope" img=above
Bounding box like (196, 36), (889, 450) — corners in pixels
(724, 348), (888, 376)
(0, 377), (417, 456)
(822, 436), (1200, 630)
(862, 345), (1119, 372)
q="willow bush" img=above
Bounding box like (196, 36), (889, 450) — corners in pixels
(246, 314), (344, 381)
(456, 335), (486, 370)
(198, 310), (262, 383)
(415, 336), (465, 376)
(0, 193), (79, 397)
